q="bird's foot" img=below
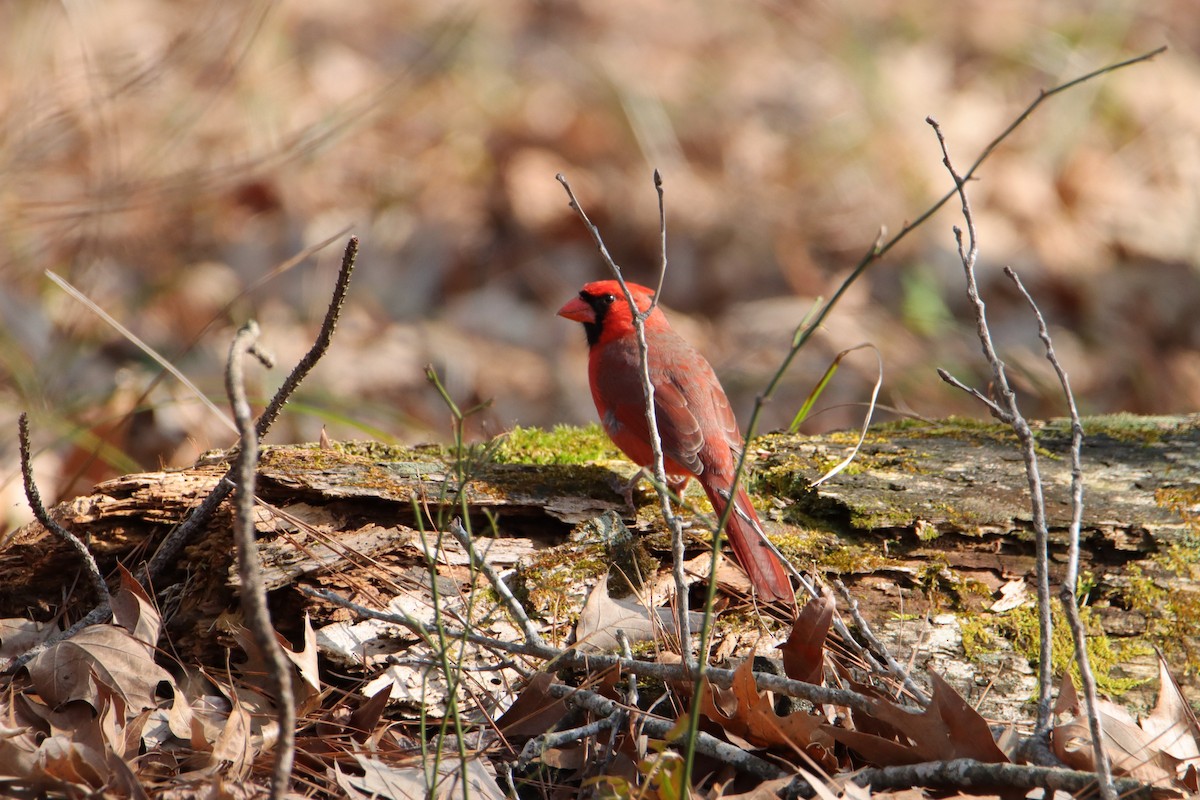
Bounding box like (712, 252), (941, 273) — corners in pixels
(609, 468), (647, 513)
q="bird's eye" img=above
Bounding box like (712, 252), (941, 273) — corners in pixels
(601, 293), (616, 305)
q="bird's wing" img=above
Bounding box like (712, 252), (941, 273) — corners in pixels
(593, 329), (742, 479)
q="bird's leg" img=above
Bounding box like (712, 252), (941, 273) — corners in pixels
(611, 468), (647, 512)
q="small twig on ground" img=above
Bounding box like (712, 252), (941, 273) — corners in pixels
(516, 715), (621, 770)
(832, 579), (929, 704)
(556, 172), (692, 668)
(844, 758), (1151, 800)
(928, 117), (1114, 798)
(543, 681), (788, 782)
(447, 518), (545, 648)
(226, 321), (295, 800)
(17, 413), (111, 608)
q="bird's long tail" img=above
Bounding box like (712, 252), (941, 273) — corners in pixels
(704, 484), (795, 607)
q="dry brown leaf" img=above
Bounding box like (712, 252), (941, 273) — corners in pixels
(231, 615), (321, 713)
(0, 618), (57, 660)
(208, 689), (254, 779)
(1141, 653), (1200, 764)
(699, 659), (831, 757)
(572, 580), (661, 653)
(26, 624), (173, 712)
(496, 672), (569, 738)
(827, 671), (1007, 766)
(348, 685), (394, 744)
(345, 753), (508, 800)
(779, 588), (835, 685)
(1051, 672), (1180, 786)
(110, 565), (161, 647)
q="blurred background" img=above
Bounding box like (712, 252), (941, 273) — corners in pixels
(1, 0), (1197, 535)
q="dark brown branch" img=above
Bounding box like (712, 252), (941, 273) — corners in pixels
(143, 236), (358, 581)
(18, 413), (110, 607)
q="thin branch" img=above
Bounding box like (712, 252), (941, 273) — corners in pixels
(1006, 266), (1111, 792)
(845, 758), (1151, 800)
(9, 238), (358, 674)
(17, 414), (111, 607)
(928, 117), (1114, 799)
(555, 173), (692, 669)
(143, 236), (358, 581)
(759, 46), (1165, 404)
(226, 322), (295, 800)
(707, 48), (1164, 702)
(927, 115), (1056, 731)
(833, 579), (928, 704)
(447, 518), (545, 648)
(255, 235), (358, 439)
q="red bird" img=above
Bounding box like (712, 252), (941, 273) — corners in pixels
(558, 280), (795, 607)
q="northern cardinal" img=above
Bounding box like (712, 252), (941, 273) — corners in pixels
(558, 280), (795, 607)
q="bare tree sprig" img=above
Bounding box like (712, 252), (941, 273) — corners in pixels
(928, 116), (1114, 799)
(225, 322), (295, 800)
(17, 414), (111, 608)
(10, 237), (358, 672)
(144, 236), (358, 581)
(555, 172), (693, 669)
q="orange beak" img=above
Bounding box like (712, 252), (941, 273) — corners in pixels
(557, 296), (595, 323)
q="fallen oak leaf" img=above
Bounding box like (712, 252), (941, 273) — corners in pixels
(825, 671), (1007, 766)
(779, 588), (834, 686)
(698, 659), (832, 758)
(1052, 672), (1181, 786)
(25, 624), (173, 713)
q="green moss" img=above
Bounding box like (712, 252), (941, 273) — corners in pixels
(1117, 486), (1200, 673)
(989, 602), (1148, 696)
(1072, 413), (1194, 443)
(491, 424), (622, 465)
(959, 616), (998, 659)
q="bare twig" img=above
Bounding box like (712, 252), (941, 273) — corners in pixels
(651, 170), (694, 675)
(845, 758), (1150, 800)
(714, 48), (1165, 704)
(448, 518), (545, 647)
(254, 236), (358, 440)
(928, 118), (1114, 798)
(144, 236), (358, 581)
(17, 414), (111, 608)
(9, 238), (358, 673)
(226, 322), (295, 800)
(833, 579), (928, 704)
(928, 116), (1057, 731)
(555, 173), (692, 668)
(1006, 267), (1111, 789)
(757, 47), (1165, 407)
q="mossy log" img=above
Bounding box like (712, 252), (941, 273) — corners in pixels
(2, 414), (1197, 715)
